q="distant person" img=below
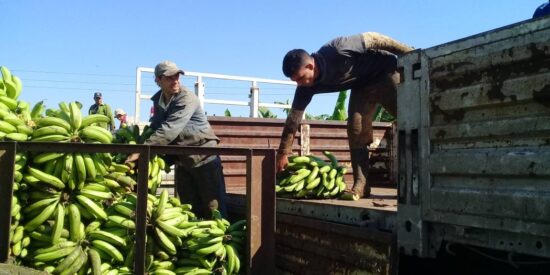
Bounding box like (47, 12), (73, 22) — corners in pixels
(125, 60), (227, 218)
(276, 32), (413, 198)
(114, 108), (133, 129)
(88, 92), (115, 132)
(149, 105), (155, 122)
(533, 1), (550, 18)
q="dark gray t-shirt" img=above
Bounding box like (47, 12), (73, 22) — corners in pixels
(291, 34), (398, 110)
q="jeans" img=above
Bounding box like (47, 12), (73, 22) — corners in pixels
(174, 156), (227, 219)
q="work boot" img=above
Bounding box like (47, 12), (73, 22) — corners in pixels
(350, 148), (371, 198)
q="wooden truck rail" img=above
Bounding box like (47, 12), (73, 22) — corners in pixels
(0, 142), (276, 275)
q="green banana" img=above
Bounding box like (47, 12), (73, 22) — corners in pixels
(88, 248), (102, 275)
(81, 114), (110, 128)
(156, 220), (186, 238)
(80, 125), (113, 144)
(11, 75), (22, 99)
(4, 115), (25, 127)
(32, 125), (70, 138)
(33, 244), (76, 262)
(155, 189), (169, 218)
(30, 100), (45, 119)
(69, 101), (82, 130)
(289, 168), (311, 184)
(107, 215), (135, 229)
(91, 239), (124, 262)
(33, 240), (77, 255)
(0, 121), (17, 133)
(16, 124), (33, 135)
(5, 132), (28, 141)
(68, 204), (83, 241)
(33, 152), (65, 164)
(37, 116), (72, 132)
(51, 203), (65, 244)
(89, 230), (127, 248)
(111, 202), (135, 219)
(74, 153), (87, 184)
(305, 177), (321, 190)
(76, 195), (108, 220)
(225, 243), (239, 274)
(154, 227), (177, 255)
(59, 246), (87, 275)
(11, 226), (24, 244)
(80, 153), (97, 180)
(31, 134), (71, 142)
(27, 166), (65, 189)
(53, 246), (82, 273)
(226, 219), (246, 233)
(0, 96), (18, 110)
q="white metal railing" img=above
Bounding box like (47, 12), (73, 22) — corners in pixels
(135, 67), (296, 124)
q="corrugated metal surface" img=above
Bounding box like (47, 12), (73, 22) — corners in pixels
(208, 116), (395, 192)
(276, 214), (395, 275)
(398, 17), (550, 258)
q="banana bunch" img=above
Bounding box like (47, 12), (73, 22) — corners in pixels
(0, 66), (22, 100)
(112, 124), (167, 195)
(171, 209), (245, 275)
(276, 151), (348, 199)
(0, 66), (36, 141)
(114, 124), (155, 145)
(31, 101), (112, 143)
(9, 153), (30, 261)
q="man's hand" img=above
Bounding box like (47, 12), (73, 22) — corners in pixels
(276, 152), (288, 173)
(125, 153), (140, 163)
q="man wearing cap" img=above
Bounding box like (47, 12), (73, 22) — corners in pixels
(114, 108), (132, 129)
(125, 60), (227, 218)
(88, 92), (116, 132)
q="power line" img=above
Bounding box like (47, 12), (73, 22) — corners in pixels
(23, 79), (136, 86)
(24, 85), (135, 93)
(13, 69), (133, 78)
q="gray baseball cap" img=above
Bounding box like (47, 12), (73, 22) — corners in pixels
(154, 60), (185, 78)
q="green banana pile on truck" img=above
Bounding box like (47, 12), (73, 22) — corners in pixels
(1, 66), (245, 274)
(276, 151), (349, 200)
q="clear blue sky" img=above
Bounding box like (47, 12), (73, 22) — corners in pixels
(0, 0), (544, 122)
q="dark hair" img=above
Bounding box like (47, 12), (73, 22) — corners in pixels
(282, 49), (310, 77)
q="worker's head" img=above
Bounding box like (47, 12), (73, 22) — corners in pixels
(282, 49), (317, 87)
(114, 108), (126, 120)
(154, 60), (185, 94)
(93, 92), (103, 104)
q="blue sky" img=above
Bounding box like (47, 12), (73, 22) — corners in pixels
(0, 0), (544, 122)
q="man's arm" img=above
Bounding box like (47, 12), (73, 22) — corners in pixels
(276, 108), (304, 172)
(362, 32), (414, 55)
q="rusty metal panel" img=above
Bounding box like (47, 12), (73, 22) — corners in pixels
(401, 17), (550, 258)
(209, 117), (396, 189)
(0, 143), (16, 263)
(276, 213), (396, 275)
(0, 142), (276, 274)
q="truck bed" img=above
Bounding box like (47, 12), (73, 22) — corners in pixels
(227, 186), (397, 232)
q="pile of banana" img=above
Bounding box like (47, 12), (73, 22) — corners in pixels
(9, 153), (29, 258)
(0, 66), (37, 141)
(31, 101), (113, 143)
(114, 124), (155, 145)
(276, 151), (348, 199)
(2, 64), (247, 274)
(112, 124), (166, 194)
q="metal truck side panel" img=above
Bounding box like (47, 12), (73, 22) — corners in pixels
(398, 16), (550, 258)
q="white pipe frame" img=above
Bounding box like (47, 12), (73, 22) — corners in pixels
(135, 67), (295, 124)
